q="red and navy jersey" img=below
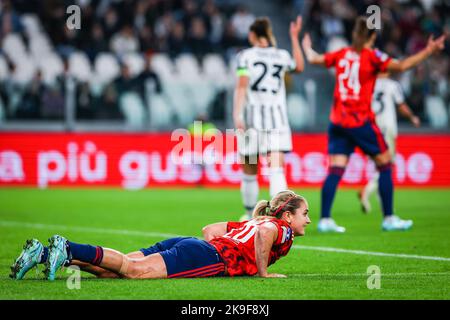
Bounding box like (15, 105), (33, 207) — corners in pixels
(324, 47), (392, 128)
(209, 218), (294, 276)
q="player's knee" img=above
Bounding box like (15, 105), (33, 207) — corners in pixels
(123, 262), (141, 279)
(119, 256), (139, 279)
(373, 151), (391, 166)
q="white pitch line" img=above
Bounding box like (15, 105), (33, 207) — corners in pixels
(290, 272), (450, 277)
(0, 220), (181, 239)
(293, 245), (450, 262)
(1, 220), (450, 262)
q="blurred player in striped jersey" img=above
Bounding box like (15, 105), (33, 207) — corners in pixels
(359, 73), (421, 213)
(233, 16), (305, 220)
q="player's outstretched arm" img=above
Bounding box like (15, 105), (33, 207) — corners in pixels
(202, 222), (228, 241)
(301, 33), (326, 66)
(289, 16), (305, 73)
(398, 103), (421, 127)
(254, 223), (286, 278)
(387, 34), (446, 73)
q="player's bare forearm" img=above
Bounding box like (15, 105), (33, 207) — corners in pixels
(398, 103), (421, 127)
(291, 36), (304, 73)
(289, 16), (304, 73)
(301, 33), (325, 66)
(254, 224), (278, 277)
(202, 222), (228, 241)
(233, 77), (248, 130)
(388, 34), (446, 73)
(387, 49), (431, 73)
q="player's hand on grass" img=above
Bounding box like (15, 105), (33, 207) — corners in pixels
(425, 34), (446, 55)
(261, 273), (287, 278)
(290, 16), (302, 39)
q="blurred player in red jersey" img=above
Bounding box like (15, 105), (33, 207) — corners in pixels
(301, 16), (445, 232)
(11, 191), (310, 280)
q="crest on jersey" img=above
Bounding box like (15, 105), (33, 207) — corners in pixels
(281, 226), (293, 243)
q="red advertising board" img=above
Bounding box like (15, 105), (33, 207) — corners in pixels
(0, 132), (449, 188)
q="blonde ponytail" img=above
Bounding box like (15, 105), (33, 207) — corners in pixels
(252, 200), (271, 218)
(252, 190), (306, 219)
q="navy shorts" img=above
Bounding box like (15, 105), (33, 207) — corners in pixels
(140, 237), (225, 278)
(328, 121), (388, 156)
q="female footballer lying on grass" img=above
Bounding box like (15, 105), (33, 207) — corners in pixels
(10, 190), (310, 280)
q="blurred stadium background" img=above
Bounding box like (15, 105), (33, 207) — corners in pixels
(0, 0), (449, 131)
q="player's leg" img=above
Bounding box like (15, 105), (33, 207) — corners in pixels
(237, 129), (259, 220)
(70, 251), (144, 278)
(355, 121), (412, 230)
(359, 170), (378, 213)
(67, 237), (225, 280)
(268, 151), (287, 198)
(318, 154), (348, 233)
(360, 131), (395, 213)
(267, 130), (291, 198)
(43, 234), (170, 280)
(240, 158), (259, 220)
(318, 124), (351, 233)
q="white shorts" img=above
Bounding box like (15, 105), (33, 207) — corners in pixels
(237, 128), (293, 157)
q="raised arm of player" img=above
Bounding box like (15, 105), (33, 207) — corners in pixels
(398, 103), (421, 127)
(289, 16), (305, 73)
(202, 222), (228, 241)
(387, 35), (446, 73)
(233, 75), (249, 131)
(254, 222), (286, 278)
(301, 33), (326, 66)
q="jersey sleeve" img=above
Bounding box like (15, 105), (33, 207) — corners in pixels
(392, 81), (405, 105)
(372, 49), (392, 73)
(324, 49), (343, 68)
(227, 221), (246, 233)
(236, 50), (249, 77)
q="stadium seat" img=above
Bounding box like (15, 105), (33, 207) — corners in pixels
(164, 78), (197, 126)
(94, 53), (120, 84)
(119, 92), (147, 128)
(123, 53), (145, 77)
(29, 35), (54, 59)
(148, 94), (173, 128)
(287, 93), (310, 129)
(202, 54), (231, 89)
(14, 58), (36, 84)
(175, 54), (201, 80)
(0, 55), (9, 80)
(38, 54), (64, 85)
(2, 33), (27, 63)
(150, 53), (175, 81)
(425, 96), (448, 128)
(21, 14), (42, 36)
(69, 51), (92, 82)
(174, 54), (216, 115)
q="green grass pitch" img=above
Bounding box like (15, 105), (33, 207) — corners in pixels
(0, 187), (449, 300)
